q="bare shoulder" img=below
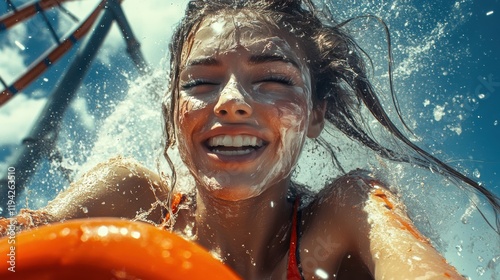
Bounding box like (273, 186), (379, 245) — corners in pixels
(297, 170), (376, 278)
(44, 156), (168, 222)
(315, 169), (377, 208)
(306, 169), (464, 279)
(304, 169), (380, 237)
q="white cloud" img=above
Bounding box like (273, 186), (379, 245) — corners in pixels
(6, 20), (28, 44)
(57, 0), (99, 35)
(71, 96), (95, 130)
(0, 22), (28, 84)
(124, 0), (189, 67)
(97, 0), (189, 68)
(0, 93), (47, 145)
(62, 0), (100, 20)
(0, 46), (26, 84)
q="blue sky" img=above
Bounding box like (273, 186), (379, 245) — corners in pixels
(0, 0), (498, 278)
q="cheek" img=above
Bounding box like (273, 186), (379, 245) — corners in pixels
(279, 108), (305, 132)
(176, 95), (212, 127)
(175, 96), (211, 152)
(273, 98), (309, 131)
(272, 101), (309, 157)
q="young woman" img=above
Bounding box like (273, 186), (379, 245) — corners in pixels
(1, 0), (498, 279)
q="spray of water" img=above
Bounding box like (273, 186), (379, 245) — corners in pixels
(14, 1), (499, 278)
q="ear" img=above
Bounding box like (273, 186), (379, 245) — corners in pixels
(307, 101), (326, 138)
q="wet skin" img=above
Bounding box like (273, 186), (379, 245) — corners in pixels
(175, 12), (323, 201)
(37, 11), (464, 280)
(171, 12), (329, 278)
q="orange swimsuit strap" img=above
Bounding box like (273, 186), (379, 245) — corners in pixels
(160, 193), (187, 229)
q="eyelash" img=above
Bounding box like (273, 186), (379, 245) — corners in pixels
(180, 76), (295, 90)
(181, 79), (218, 89)
(260, 76), (295, 86)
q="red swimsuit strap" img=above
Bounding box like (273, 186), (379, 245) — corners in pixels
(162, 194), (303, 279)
(287, 196), (303, 280)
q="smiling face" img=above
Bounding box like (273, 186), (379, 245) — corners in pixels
(173, 11), (324, 201)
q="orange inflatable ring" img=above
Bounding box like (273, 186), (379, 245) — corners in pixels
(0, 218), (241, 280)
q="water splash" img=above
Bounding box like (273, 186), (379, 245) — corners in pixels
(8, 1), (497, 278)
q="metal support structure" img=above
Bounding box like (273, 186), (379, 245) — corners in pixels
(0, 0), (148, 216)
(0, 76), (7, 89)
(56, 3), (79, 23)
(5, 0), (17, 12)
(108, 1), (149, 75)
(37, 3), (61, 44)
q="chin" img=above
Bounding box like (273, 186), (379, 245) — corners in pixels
(198, 176), (267, 201)
(210, 189), (260, 202)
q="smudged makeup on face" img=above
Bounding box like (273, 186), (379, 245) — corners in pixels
(173, 11), (317, 201)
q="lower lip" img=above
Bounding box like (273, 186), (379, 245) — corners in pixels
(203, 145), (266, 163)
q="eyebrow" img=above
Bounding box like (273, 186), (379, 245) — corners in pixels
(248, 53), (300, 69)
(184, 53), (301, 69)
(185, 56), (220, 67)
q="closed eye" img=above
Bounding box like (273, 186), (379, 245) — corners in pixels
(181, 79), (219, 90)
(258, 76), (295, 86)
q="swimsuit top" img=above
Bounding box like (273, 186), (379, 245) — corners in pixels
(287, 196), (304, 280)
(164, 194), (304, 280)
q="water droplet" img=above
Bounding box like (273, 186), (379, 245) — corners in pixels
(97, 226), (109, 237)
(130, 231), (141, 239)
(60, 227), (71, 237)
(183, 250), (192, 259)
(315, 268), (329, 279)
(473, 169), (480, 179)
(120, 228), (129, 235)
(476, 266), (485, 276)
(14, 40), (26, 50)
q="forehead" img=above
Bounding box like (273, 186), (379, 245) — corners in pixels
(182, 11), (306, 65)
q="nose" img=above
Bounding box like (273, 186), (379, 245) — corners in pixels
(214, 79), (253, 119)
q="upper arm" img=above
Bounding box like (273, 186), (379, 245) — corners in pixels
(333, 171), (463, 279)
(43, 156), (168, 223)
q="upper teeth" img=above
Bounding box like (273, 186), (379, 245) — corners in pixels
(207, 135), (263, 147)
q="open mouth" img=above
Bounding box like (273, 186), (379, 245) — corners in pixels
(205, 135), (266, 156)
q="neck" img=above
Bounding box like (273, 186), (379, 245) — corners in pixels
(194, 180), (294, 278)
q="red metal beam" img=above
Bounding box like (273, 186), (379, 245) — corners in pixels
(0, 0), (107, 106)
(0, 0), (75, 31)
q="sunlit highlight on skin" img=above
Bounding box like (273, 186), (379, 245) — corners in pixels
(174, 12), (314, 200)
